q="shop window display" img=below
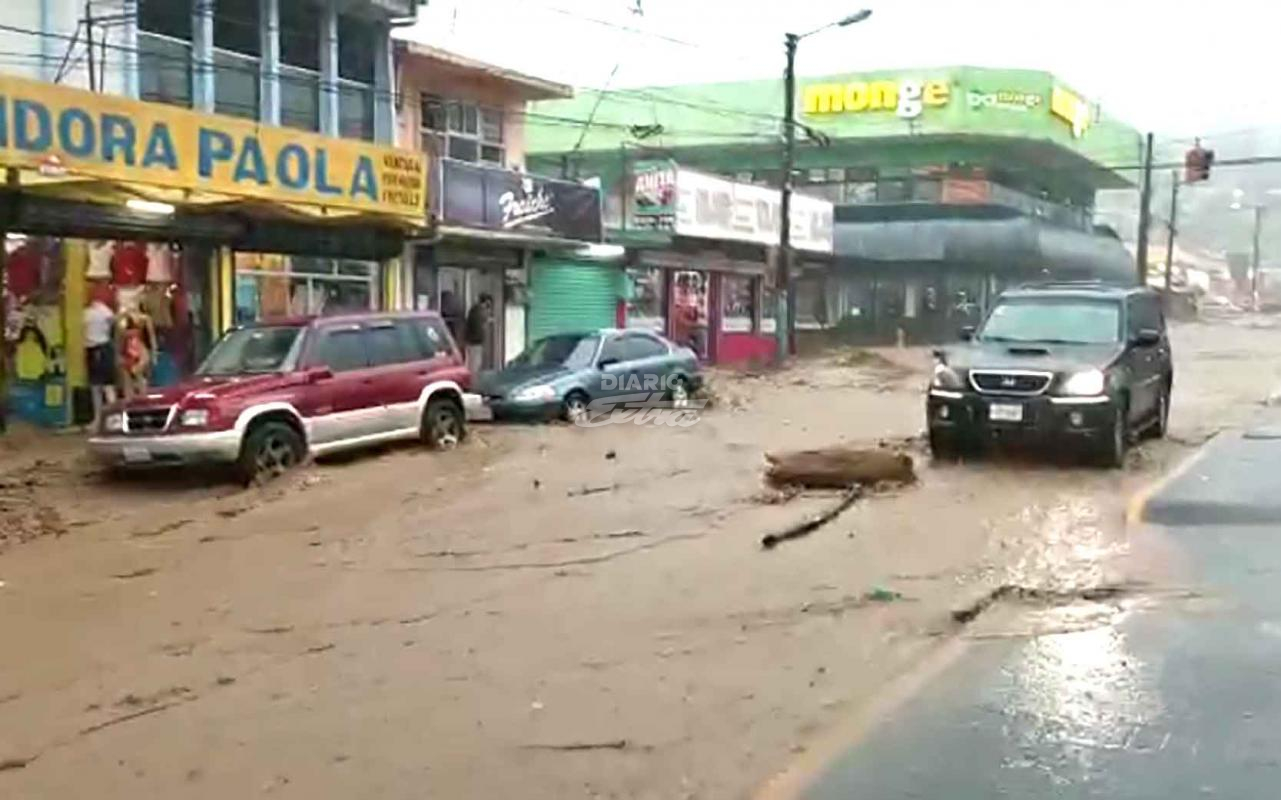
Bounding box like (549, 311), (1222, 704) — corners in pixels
(721, 275), (755, 333)
(4, 236), (198, 427)
(671, 270), (709, 359)
(235, 255), (379, 323)
(624, 267), (666, 332)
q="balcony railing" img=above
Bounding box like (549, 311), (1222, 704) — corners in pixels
(138, 31), (191, 108)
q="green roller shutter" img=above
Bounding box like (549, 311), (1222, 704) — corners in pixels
(528, 258), (619, 342)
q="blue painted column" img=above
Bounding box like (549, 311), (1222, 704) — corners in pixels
(318, 0), (340, 136)
(121, 0), (141, 98)
(373, 19), (394, 144)
(191, 0), (216, 112)
(259, 0), (281, 124)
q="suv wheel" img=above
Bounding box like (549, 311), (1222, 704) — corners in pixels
(422, 397), (465, 450)
(238, 421), (304, 485)
(1098, 404), (1128, 469)
(1151, 383), (1171, 439)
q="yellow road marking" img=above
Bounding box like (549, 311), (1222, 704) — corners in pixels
(1126, 442), (1215, 526)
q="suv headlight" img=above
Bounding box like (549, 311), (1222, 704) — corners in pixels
(180, 409), (210, 428)
(512, 384), (557, 403)
(931, 363), (964, 390)
(1060, 369), (1106, 397)
(102, 412), (124, 433)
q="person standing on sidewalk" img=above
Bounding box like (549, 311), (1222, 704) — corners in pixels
(464, 293), (492, 371)
(83, 293), (116, 425)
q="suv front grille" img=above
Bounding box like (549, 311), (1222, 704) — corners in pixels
(969, 370), (1053, 396)
(125, 406), (174, 434)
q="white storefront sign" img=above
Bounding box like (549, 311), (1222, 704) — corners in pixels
(669, 168), (834, 254)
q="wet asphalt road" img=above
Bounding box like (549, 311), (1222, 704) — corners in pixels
(803, 414), (1281, 799)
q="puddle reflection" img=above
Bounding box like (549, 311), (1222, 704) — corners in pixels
(997, 621), (1163, 782)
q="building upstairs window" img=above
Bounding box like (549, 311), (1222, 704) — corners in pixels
(421, 95), (505, 166)
(139, 0), (192, 40)
(138, 0), (193, 108)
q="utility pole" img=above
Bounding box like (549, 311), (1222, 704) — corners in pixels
(84, 1), (96, 92)
(1164, 171), (1179, 300)
(1252, 205), (1264, 311)
(775, 32), (798, 365)
(1135, 132), (1154, 286)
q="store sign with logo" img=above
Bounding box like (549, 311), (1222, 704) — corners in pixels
(437, 160), (602, 241)
(634, 166), (833, 254)
(802, 78), (951, 119)
(1050, 86), (1092, 138)
(967, 90), (1043, 112)
(0, 74), (427, 220)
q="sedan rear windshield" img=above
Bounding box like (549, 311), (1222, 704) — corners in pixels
(198, 326), (304, 376)
(979, 298), (1122, 345)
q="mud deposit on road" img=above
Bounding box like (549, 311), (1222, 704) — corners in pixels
(1, 320), (1279, 799)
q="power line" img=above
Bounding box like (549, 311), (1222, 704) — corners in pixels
(0, 24), (780, 143)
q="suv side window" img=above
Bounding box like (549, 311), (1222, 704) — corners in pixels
(622, 334), (668, 361)
(366, 321), (422, 366)
(417, 318), (454, 358)
(1128, 295), (1164, 339)
(312, 326), (368, 372)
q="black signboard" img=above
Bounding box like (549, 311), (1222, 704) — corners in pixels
(434, 160), (603, 242)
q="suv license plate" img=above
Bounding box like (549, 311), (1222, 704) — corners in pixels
(989, 403), (1024, 423)
(122, 446), (152, 464)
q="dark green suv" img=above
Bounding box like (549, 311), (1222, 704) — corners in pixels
(926, 283), (1173, 467)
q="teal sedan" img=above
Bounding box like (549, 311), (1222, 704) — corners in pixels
(475, 329), (702, 423)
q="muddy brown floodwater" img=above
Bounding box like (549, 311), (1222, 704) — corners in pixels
(2, 318), (1280, 799)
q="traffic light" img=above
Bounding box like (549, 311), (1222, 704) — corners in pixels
(1185, 142), (1215, 183)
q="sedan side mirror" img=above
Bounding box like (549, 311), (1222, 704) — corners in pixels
(958, 326), (976, 341)
(1133, 329), (1161, 347)
(304, 366), (334, 383)
(597, 358), (620, 370)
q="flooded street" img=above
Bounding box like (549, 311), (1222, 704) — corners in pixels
(3, 318), (1281, 799)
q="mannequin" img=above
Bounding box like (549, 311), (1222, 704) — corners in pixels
(115, 305), (157, 400)
(84, 292), (116, 422)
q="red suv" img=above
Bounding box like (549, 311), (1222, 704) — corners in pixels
(89, 312), (472, 483)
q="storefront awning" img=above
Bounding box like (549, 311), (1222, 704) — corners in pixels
(835, 216), (1134, 281)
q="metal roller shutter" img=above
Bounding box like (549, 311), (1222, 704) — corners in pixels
(527, 259), (619, 342)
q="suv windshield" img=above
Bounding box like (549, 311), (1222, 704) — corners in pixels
(512, 334), (600, 369)
(979, 298), (1121, 345)
(198, 326), (303, 376)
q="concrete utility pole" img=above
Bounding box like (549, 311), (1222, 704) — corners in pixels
(1135, 132), (1155, 286)
(775, 9), (871, 366)
(775, 32), (798, 365)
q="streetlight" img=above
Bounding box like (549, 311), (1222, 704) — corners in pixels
(775, 9), (873, 365)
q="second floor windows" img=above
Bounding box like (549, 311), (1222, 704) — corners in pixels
(421, 96), (505, 166)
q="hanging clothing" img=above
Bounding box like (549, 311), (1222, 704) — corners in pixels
(6, 243), (40, 299)
(112, 242), (148, 285)
(146, 243), (175, 283)
(87, 241), (115, 279)
(141, 284), (174, 328)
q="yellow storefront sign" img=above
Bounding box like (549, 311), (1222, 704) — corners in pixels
(802, 79), (950, 120)
(1050, 86), (1092, 138)
(0, 73), (426, 221)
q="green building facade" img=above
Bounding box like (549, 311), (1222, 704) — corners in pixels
(528, 67), (1144, 346)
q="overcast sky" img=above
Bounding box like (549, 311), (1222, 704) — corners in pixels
(400, 0), (1281, 143)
